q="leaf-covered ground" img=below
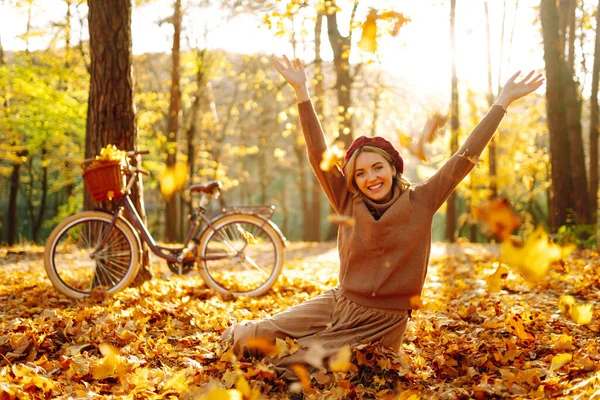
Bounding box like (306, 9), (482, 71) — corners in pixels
(1, 242), (599, 399)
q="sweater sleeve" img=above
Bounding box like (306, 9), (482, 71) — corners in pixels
(413, 105), (506, 211)
(297, 100), (350, 213)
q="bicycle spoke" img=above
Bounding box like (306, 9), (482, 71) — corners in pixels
(239, 255), (270, 278)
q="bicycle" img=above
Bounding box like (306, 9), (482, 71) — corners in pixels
(43, 150), (286, 299)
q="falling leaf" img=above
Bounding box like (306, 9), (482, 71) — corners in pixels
(500, 226), (575, 281)
(320, 144), (345, 172)
(407, 112), (448, 162)
(486, 264), (509, 293)
(558, 295), (576, 313)
(290, 364), (312, 392)
(329, 346), (352, 372)
(159, 162), (188, 200)
(92, 343), (121, 380)
(327, 214), (356, 227)
(409, 295), (423, 309)
(236, 224), (258, 244)
(569, 304), (593, 325)
(358, 9), (378, 53)
(472, 198), (521, 240)
(551, 354), (572, 371)
(245, 337), (278, 358)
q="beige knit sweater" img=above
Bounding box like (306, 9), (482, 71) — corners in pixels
(297, 100), (506, 310)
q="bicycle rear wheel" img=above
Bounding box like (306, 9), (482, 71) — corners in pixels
(44, 211), (140, 299)
(198, 214), (285, 297)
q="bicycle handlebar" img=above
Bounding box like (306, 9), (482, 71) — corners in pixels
(127, 150), (150, 156)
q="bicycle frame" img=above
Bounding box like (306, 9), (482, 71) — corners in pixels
(91, 165), (268, 264)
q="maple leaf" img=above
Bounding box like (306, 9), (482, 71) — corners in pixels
(551, 354), (572, 371)
(92, 342), (122, 380)
(358, 9), (378, 53)
(159, 162), (188, 200)
(472, 197), (521, 240)
(486, 264), (509, 293)
(569, 304), (594, 325)
(327, 214), (356, 227)
(320, 144), (345, 172)
(500, 226), (575, 281)
(329, 346), (353, 372)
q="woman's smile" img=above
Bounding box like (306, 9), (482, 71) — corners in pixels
(354, 152), (396, 202)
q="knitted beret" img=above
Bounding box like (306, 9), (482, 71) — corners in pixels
(342, 135), (404, 176)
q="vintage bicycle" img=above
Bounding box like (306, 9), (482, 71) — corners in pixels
(43, 150), (286, 299)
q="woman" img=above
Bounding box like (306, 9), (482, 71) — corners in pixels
(223, 55), (544, 379)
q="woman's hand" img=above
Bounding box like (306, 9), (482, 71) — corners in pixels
(496, 70), (545, 110)
(272, 55), (310, 102)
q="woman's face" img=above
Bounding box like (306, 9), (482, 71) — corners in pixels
(353, 151), (396, 202)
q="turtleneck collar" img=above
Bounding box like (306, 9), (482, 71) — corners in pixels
(360, 183), (402, 220)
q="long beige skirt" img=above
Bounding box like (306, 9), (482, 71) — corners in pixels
(221, 287), (410, 380)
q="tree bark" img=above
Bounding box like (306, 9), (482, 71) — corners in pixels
(308, 10), (325, 242)
(540, 0), (575, 230)
(326, 0), (359, 150)
(590, 0), (600, 230)
(165, 0), (182, 242)
(86, 0), (152, 283)
(484, 0), (497, 198)
(445, 0), (459, 242)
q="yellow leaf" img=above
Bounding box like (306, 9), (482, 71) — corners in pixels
(408, 295), (422, 309)
(159, 162), (188, 200)
(500, 226), (575, 281)
(486, 264), (509, 293)
(245, 337), (278, 358)
(506, 314), (534, 341)
(569, 303), (594, 325)
(163, 369), (188, 392)
(358, 9), (378, 53)
(320, 144), (345, 172)
(550, 353), (572, 371)
(236, 224), (258, 244)
(235, 376), (251, 397)
(473, 198), (521, 240)
(200, 385), (243, 400)
(329, 346), (352, 372)
(327, 214), (356, 227)
(558, 295), (576, 313)
(92, 343), (121, 380)
(290, 364), (312, 391)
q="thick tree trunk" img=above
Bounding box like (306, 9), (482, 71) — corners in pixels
(86, 0), (152, 283)
(326, 0), (359, 150)
(484, 0), (497, 198)
(445, 0), (459, 242)
(540, 0), (574, 230)
(590, 0), (600, 230)
(7, 155), (25, 246)
(308, 11), (325, 242)
(165, 0), (182, 242)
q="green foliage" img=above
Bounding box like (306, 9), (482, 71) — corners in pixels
(556, 224), (597, 248)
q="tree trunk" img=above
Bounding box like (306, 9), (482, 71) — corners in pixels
(325, 0), (359, 241)
(86, 0), (152, 283)
(590, 0), (600, 230)
(326, 0), (359, 150)
(32, 147), (48, 242)
(540, 0), (574, 230)
(165, 0), (182, 242)
(308, 10), (325, 242)
(484, 0), (497, 198)
(445, 0), (459, 242)
(7, 152), (26, 246)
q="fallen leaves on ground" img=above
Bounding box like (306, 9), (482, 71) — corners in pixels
(0, 242), (599, 399)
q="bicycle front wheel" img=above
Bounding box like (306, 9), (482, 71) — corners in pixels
(44, 211), (140, 299)
(198, 214), (285, 297)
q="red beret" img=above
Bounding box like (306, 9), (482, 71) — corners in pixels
(342, 136), (404, 176)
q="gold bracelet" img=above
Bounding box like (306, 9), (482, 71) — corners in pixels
(493, 103), (507, 114)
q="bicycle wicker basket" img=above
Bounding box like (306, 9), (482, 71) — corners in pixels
(81, 159), (126, 202)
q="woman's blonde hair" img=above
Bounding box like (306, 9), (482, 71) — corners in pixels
(344, 145), (411, 197)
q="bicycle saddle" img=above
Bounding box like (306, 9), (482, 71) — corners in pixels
(189, 180), (223, 193)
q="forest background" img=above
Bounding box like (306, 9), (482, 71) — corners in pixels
(0, 0), (598, 247)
